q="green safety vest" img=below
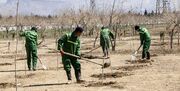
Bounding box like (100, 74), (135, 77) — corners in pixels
(139, 28), (151, 44)
(58, 32), (80, 56)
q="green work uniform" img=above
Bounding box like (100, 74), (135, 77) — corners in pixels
(20, 30), (38, 70)
(58, 32), (81, 72)
(138, 27), (151, 59)
(100, 28), (114, 57)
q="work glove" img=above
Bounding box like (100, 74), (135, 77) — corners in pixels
(76, 54), (81, 59)
(60, 49), (64, 56)
(78, 56), (81, 59)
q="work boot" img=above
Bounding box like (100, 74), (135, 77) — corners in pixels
(66, 71), (72, 84)
(66, 71), (72, 81)
(28, 68), (31, 71)
(106, 52), (109, 58)
(103, 53), (106, 57)
(142, 51), (146, 59)
(106, 55), (110, 59)
(33, 68), (36, 71)
(141, 59), (147, 62)
(106, 50), (109, 58)
(75, 69), (85, 83)
(28, 65), (31, 71)
(66, 80), (72, 84)
(146, 52), (150, 60)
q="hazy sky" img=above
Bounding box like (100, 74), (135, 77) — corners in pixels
(0, 0), (178, 16)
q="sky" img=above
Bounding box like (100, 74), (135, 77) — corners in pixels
(0, 0), (179, 16)
(175, 0), (180, 11)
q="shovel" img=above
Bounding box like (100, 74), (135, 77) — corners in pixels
(131, 51), (137, 62)
(37, 57), (47, 70)
(63, 52), (110, 68)
(43, 46), (110, 68)
(131, 45), (142, 62)
(82, 45), (101, 55)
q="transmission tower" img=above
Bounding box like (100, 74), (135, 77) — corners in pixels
(156, 0), (161, 14)
(162, 0), (170, 13)
(156, 0), (171, 14)
(90, 0), (96, 11)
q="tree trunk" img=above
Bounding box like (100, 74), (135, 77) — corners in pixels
(112, 25), (118, 51)
(109, 0), (116, 27)
(170, 25), (177, 49)
(93, 32), (99, 47)
(170, 30), (173, 49)
(178, 30), (180, 46)
(54, 28), (56, 39)
(6, 27), (9, 39)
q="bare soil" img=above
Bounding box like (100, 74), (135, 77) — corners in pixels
(0, 37), (179, 91)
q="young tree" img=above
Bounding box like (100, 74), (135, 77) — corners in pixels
(144, 9), (148, 16)
(151, 10), (155, 16)
(0, 14), (2, 19)
(48, 15), (52, 19)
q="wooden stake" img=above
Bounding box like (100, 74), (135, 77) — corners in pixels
(14, 0), (20, 91)
(56, 38), (59, 70)
(8, 41), (10, 52)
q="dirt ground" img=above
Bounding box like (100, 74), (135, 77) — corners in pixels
(0, 36), (180, 91)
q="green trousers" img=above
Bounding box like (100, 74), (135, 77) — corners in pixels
(142, 40), (151, 59)
(26, 46), (37, 70)
(62, 55), (81, 72)
(100, 37), (110, 56)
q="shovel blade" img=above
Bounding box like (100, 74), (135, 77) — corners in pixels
(131, 55), (136, 62)
(103, 62), (111, 68)
(42, 65), (47, 70)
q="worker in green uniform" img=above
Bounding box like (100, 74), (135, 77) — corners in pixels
(100, 26), (114, 58)
(135, 25), (151, 60)
(58, 27), (84, 84)
(20, 27), (38, 71)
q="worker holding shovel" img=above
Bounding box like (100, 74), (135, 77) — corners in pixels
(135, 25), (151, 60)
(100, 26), (114, 58)
(58, 27), (84, 84)
(20, 27), (38, 71)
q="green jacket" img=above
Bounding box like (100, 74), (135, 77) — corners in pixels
(138, 27), (151, 45)
(100, 28), (114, 46)
(20, 30), (38, 49)
(58, 32), (81, 56)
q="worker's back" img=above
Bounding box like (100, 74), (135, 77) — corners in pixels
(23, 30), (38, 48)
(100, 28), (110, 39)
(139, 28), (151, 41)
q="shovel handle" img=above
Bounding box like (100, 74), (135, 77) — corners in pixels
(137, 44), (142, 52)
(37, 57), (43, 64)
(83, 46), (101, 55)
(37, 57), (47, 69)
(43, 46), (103, 66)
(63, 52), (103, 66)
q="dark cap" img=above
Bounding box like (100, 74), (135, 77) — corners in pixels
(134, 25), (140, 31)
(101, 26), (105, 30)
(101, 26), (108, 30)
(75, 27), (84, 33)
(31, 27), (37, 32)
